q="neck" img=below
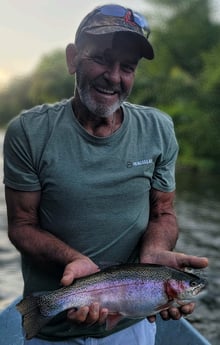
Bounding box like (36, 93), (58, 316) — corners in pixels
(71, 98), (123, 137)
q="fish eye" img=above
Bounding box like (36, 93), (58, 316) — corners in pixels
(190, 280), (198, 287)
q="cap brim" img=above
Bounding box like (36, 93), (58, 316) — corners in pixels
(84, 26), (154, 60)
(138, 35), (154, 60)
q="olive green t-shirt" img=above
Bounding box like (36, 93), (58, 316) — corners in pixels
(3, 99), (178, 339)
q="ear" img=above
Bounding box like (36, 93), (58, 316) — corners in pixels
(66, 43), (78, 75)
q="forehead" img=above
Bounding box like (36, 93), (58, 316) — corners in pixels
(81, 32), (142, 61)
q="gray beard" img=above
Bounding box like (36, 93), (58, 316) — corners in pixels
(77, 86), (123, 118)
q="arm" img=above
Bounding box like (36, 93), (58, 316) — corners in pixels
(140, 188), (208, 321)
(5, 187), (99, 279)
(140, 188), (178, 261)
(140, 188), (208, 267)
(5, 187), (107, 325)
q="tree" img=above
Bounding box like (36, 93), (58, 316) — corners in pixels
(196, 43), (220, 167)
(130, 0), (220, 171)
(0, 49), (74, 126)
(28, 49), (74, 104)
(0, 76), (33, 127)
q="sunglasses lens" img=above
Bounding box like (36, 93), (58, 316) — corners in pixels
(133, 12), (151, 37)
(100, 5), (126, 17)
(99, 5), (150, 38)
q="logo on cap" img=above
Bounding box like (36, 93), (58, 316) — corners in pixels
(124, 10), (136, 27)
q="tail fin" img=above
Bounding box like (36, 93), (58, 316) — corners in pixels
(16, 295), (52, 340)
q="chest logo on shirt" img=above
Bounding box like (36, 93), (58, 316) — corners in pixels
(127, 158), (153, 168)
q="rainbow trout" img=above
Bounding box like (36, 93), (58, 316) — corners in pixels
(17, 263), (207, 339)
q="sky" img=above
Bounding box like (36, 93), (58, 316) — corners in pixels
(1, 0), (220, 88)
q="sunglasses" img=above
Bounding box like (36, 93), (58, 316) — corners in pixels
(97, 4), (151, 39)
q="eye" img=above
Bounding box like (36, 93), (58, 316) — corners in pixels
(190, 280), (198, 287)
(121, 60), (138, 73)
(119, 63), (135, 74)
(92, 55), (106, 65)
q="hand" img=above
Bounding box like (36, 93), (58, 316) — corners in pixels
(140, 251), (208, 322)
(67, 302), (109, 327)
(60, 256), (108, 326)
(60, 256), (100, 286)
(140, 250), (208, 270)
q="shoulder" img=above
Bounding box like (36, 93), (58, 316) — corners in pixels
(122, 102), (175, 130)
(4, 99), (72, 157)
(6, 99), (71, 137)
(18, 99), (70, 125)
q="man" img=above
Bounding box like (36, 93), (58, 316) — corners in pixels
(3, 4), (208, 345)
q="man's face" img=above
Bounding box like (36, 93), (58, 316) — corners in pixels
(75, 34), (142, 118)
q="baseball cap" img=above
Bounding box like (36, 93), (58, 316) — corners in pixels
(75, 4), (154, 60)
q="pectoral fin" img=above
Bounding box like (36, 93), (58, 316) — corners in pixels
(155, 302), (172, 312)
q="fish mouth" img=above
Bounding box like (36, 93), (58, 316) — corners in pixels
(191, 283), (206, 296)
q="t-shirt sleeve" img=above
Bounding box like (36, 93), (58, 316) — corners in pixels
(3, 116), (41, 191)
(151, 124), (179, 192)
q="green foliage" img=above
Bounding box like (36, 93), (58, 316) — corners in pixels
(0, 49), (74, 127)
(0, 76), (33, 127)
(200, 43), (220, 105)
(130, 0), (220, 172)
(28, 50), (74, 104)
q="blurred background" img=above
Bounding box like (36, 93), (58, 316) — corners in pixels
(0, 1), (220, 344)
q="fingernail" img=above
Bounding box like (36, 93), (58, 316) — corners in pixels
(68, 308), (77, 317)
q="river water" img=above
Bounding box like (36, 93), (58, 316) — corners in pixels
(0, 130), (219, 344)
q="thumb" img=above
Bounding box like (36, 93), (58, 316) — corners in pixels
(60, 266), (75, 286)
(177, 254), (209, 269)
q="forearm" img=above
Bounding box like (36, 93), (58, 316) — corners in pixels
(8, 223), (84, 267)
(139, 188), (178, 262)
(140, 212), (178, 261)
(5, 187), (84, 267)
(5, 188), (99, 282)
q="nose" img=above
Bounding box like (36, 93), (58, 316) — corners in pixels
(104, 62), (121, 84)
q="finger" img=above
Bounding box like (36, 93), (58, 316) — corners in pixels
(61, 268), (75, 286)
(85, 303), (100, 325)
(177, 255), (208, 269)
(180, 302), (195, 315)
(147, 315), (156, 323)
(160, 308), (181, 320)
(160, 309), (170, 320)
(67, 306), (89, 323)
(99, 308), (109, 325)
(167, 307), (182, 320)
(60, 259), (100, 287)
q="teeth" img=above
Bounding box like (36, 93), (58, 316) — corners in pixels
(96, 87), (115, 95)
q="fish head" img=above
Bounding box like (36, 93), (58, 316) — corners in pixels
(165, 274), (207, 303)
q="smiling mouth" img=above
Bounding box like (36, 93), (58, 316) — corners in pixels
(94, 86), (118, 95)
